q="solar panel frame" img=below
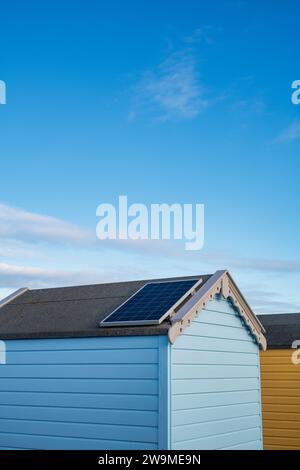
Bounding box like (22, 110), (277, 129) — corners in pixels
(99, 278), (202, 327)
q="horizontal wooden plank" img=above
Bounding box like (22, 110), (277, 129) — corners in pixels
(261, 380), (300, 390)
(260, 350), (292, 358)
(264, 436), (300, 447)
(174, 335), (258, 354)
(173, 364), (258, 380)
(263, 404), (300, 413)
(193, 310), (244, 329)
(0, 377), (157, 395)
(0, 419), (158, 443)
(260, 357), (294, 365)
(263, 419), (300, 430)
(172, 349), (258, 366)
(6, 349), (158, 365)
(264, 428), (300, 438)
(0, 364), (158, 379)
(261, 388), (300, 403)
(173, 403), (260, 426)
(0, 432), (157, 450)
(0, 391), (158, 411)
(174, 430), (261, 450)
(173, 390), (260, 411)
(203, 298), (237, 316)
(0, 404), (158, 427)
(173, 377), (259, 395)
(224, 440), (262, 450)
(261, 365), (300, 373)
(173, 425), (261, 449)
(173, 415), (260, 443)
(5, 336), (159, 352)
(182, 322), (253, 342)
(261, 372), (300, 383)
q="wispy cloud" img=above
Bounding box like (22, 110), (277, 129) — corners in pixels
(0, 203), (94, 246)
(244, 288), (300, 314)
(276, 120), (300, 143)
(117, 241), (300, 275)
(133, 33), (210, 122)
(220, 255), (300, 274)
(0, 262), (129, 290)
(138, 50), (207, 121)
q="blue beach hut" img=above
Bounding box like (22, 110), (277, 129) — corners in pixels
(0, 270), (266, 450)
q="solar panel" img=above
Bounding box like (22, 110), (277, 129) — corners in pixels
(100, 279), (201, 327)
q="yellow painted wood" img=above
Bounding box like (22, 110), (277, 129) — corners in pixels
(260, 348), (300, 449)
(263, 404), (300, 413)
(261, 388), (300, 397)
(262, 395), (300, 405)
(261, 365), (300, 373)
(261, 350), (292, 357)
(262, 379), (300, 388)
(264, 412), (300, 421)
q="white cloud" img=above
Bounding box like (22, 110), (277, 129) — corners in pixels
(276, 120), (300, 143)
(0, 203), (94, 246)
(0, 261), (140, 290)
(135, 48), (208, 121)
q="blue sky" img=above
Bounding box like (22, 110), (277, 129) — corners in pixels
(0, 0), (300, 313)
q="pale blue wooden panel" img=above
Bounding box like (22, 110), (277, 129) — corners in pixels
(0, 378), (158, 395)
(173, 403), (260, 426)
(223, 439), (262, 450)
(170, 294), (262, 450)
(173, 415), (261, 443)
(0, 391), (158, 410)
(173, 377), (259, 395)
(172, 349), (258, 365)
(0, 432), (158, 450)
(0, 363), (158, 379)
(172, 427), (261, 450)
(182, 322), (254, 341)
(0, 335), (162, 450)
(203, 297), (237, 315)
(173, 364), (258, 379)
(7, 348), (158, 364)
(174, 335), (257, 353)
(5, 336), (159, 351)
(193, 310), (245, 328)
(0, 404), (158, 427)
(0, 419), (158, 443)
(173, 390), (260, 410)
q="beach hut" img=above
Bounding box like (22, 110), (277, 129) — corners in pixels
(258, 313), (300, 450)
(0, 270), (266, 450)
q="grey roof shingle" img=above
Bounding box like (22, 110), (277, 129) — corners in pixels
(0, 274), (211, 340)
(258, 313), (300, 349)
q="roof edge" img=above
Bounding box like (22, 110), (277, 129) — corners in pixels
(0, 288), (29, 310)
(168, 270), (267, 350)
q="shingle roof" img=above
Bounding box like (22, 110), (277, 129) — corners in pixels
(258, 313), (300, 349)
(0, 274), (211, 340)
